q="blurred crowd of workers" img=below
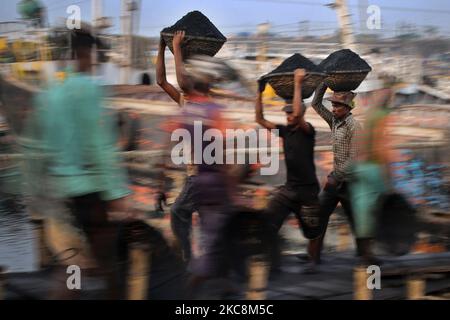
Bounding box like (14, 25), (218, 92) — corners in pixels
(16, 28), (418, 299)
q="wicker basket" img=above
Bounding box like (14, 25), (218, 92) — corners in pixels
(261, 72), (326, 100)
(324, 70), (371, 92)
(161, 32), (226, 58)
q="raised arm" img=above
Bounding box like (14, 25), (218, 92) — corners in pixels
(156, 37), (181, 105)
(255, 79), (277, 130)
(311, 82), (333, 128)
(292, 69), (313, 134)
(172, 31), (194, 94)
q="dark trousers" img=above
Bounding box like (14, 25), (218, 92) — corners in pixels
(189, 171), (233, 278)
(266, 184), (321, 269)
(319, 179), (355, 234)
(170, 176), (197, 262)
(67, 193), (121, 299)
(311, 176), (376, 259)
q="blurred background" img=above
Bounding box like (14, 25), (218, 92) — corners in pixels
(0, 0), (449, 300)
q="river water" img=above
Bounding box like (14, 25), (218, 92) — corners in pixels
(0, 198), (37, 273)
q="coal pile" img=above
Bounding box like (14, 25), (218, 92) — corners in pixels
(262, 54), (325, 100)
(161, 11), (226, 41)
(320, 49), (372, 92)
(320, 49), (372, 73)
(269, 54), (323, 75)
(161, 11), (227, 58)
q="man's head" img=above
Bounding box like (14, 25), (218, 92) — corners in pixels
(327, 91), (356, 120)
(282, 104), (298, 126)
(71, 29), (96, 72)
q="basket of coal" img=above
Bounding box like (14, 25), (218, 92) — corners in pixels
(161, 11), (227, 58)
(319, 49), (372, 92)
(260, 54), (325, 100)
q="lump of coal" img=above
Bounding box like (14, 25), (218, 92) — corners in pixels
(161, 11), (226, 41)
(269, 54), (323, 75)
(320, 49), (372, 73)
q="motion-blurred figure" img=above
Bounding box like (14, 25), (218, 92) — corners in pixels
(24, 29), (131, 299)
(349, 89), (395, 263)
(155, 35), (197, 262)
(163, 31), (239, 296)
(155, 32), (239, 266)
(351, 89), (418, 258)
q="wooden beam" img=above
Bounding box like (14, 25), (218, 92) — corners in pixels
(246, 256), (269, 300)
(354, 266), (373, 300)
(406, 276), (425, 300)
(127, 244), (150, 300)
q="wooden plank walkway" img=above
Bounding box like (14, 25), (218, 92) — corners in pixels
(3, 251), (449, 300)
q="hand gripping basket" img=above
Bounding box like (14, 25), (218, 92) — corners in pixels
(161, 32), (227, 58)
